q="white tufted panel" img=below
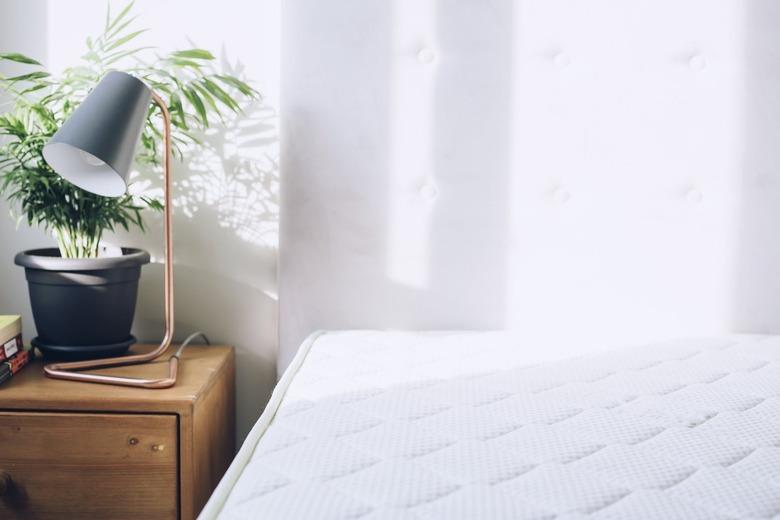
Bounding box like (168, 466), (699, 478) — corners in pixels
(279, 0), (780, 372)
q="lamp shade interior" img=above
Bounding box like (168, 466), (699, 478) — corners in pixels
(43, 143), (128, 197)
(42, 70), (152, 198)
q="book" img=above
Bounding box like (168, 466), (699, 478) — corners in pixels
(0, 349), (30, 386)
(0, 316), (27, 386)
(0, 315), (21, 344)
(0, 333), (22, 362)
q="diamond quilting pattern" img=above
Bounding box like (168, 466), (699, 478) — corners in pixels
(572, 444), (696, 490)
(665, 383), (765, 412)
(639, 428), (755, 466)
(413, 402), (527, 441)
(499, 464), (631, 514)
(618, 395), (717, 429)
(347, 386), (453, 421)
(490, 424), (606, 464)
(222, 483), (373, 520)
(222, 466), (291, 506)
(330, 460), (461, 508)
(255, 437), (380, 481)
(417, 439), (536, 486)
(413, 485), (555, 520)
(280, 400), (383, 437)
(669, 466), (780, 518)
(717, 366), (780, 398)
(347, 420), (455, 459)
(731, 447), (780, 486)
(218, 333), (780, 519)
(744, 397), (780, 424)
(553, 408), (665, 445)
(694, 412), (780, 446)
(592, 490), (733, 520)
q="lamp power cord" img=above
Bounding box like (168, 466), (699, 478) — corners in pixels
(173, 331), (211, 359)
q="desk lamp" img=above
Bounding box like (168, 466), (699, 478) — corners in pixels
(41, 71), (178, 388)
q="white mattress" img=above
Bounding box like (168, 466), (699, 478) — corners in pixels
(200, 331), (780, 519)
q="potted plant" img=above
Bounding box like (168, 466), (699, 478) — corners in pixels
(0, 2), (258, 359)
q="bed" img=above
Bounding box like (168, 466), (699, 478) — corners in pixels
(201, 0), (780, 517)
(200, 331), (780, 519)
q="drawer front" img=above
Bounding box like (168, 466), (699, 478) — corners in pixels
(0, 412), (178, 520)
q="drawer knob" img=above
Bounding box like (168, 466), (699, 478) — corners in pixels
(0, 471), (11, 497)
(0, 470), (27, 509)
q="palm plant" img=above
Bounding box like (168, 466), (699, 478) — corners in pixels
(0, 1), (258, 258)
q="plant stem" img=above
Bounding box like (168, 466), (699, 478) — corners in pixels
(53, 226), (101, 259)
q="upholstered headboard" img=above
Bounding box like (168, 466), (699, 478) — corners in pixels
(278, 0), (780, 372)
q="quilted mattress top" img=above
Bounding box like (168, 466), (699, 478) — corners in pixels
(210, 332), (780, 519)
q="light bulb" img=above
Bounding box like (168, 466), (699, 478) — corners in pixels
(79, 149), (106, 167)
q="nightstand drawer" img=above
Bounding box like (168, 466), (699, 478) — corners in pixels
(0, 412), (178, 520)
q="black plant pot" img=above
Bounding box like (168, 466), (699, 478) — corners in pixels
(14, 248), (150, 360)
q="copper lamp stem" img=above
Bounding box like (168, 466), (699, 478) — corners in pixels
(43, 91), (177, 389)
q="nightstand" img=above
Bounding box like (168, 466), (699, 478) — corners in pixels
(0, 344), (235, 520)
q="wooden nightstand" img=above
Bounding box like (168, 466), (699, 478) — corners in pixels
(0, 344), (235, 520)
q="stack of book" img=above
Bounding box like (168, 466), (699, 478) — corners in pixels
(0, 315), (31, 385)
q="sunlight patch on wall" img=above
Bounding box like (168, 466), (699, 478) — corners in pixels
(385, 0), (437, 290)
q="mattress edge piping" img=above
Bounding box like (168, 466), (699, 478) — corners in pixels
(197, 329), (329, 519)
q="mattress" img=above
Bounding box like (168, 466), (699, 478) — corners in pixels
(200, 331), (780, 519)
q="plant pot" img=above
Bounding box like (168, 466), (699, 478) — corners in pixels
(14, 248), (150, 360)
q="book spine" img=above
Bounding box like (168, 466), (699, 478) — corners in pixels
(6, 349), (30, 374)
(0, 334), (22, 362)
(0, 349), (30, 386)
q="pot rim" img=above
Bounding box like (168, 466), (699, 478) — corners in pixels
(14, 248), (151, 271)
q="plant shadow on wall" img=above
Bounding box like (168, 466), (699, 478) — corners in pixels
(120, 54), (280, 433)
(106, 25), (280, 438)
(124, 66), (279, 333)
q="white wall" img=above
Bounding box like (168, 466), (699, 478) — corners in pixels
(0, 0), (280, 443)
(279, 0), (780, 369)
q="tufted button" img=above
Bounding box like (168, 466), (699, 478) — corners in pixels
(689, 54), (707, 71)
(551, 187), (570, 204)
(553, 52), (571, 69)
(419, 181), (438, 200)
(417, 47), (436, 65)
(685, 188), (703, 204)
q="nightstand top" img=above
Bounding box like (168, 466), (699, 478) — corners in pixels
(0, 344), (234, 415)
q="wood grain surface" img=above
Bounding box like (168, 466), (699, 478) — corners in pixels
(0, 344), (236, 520)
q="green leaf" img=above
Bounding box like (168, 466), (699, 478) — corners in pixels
(169, 58), (203, 69)
(169, 93), (188, 129)
(102, 46), (154, 66)
(183, 87), (208, 126)
(171, 49), (215, 60)
(104, 30), (147, 52)
(0, 53), (41, 65)
(193, 83), (220, 114)
(106, 1), (134, 33)
(5, 71), (50, 82)
(104, 2), (111, 31)
(215, 74), (258, 97)
(201, 77), (240, 112)
(106, 15), (138, 40)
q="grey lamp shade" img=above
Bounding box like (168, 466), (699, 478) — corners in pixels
(42, 71), (152, 197)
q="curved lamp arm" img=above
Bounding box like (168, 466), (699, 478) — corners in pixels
(43, 91), (176, 389)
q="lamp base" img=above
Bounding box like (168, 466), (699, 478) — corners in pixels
(32, 335), (136, 360)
